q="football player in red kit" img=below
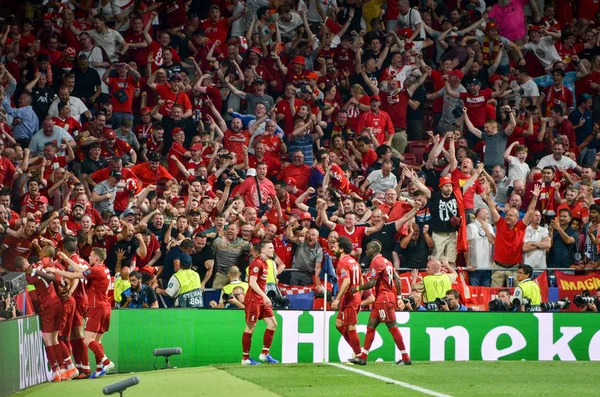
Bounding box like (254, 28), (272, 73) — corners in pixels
(331, 236), (363, 362)
(61, 237), (91, 378)
(49, 248), (114, 378)
(15, 248), (78, 382)
(241, 240), (279, 365)
(349, 240), (411, 366)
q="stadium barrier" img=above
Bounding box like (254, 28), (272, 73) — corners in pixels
(0, 315), (51, 397)
(100, 310), (600, 372)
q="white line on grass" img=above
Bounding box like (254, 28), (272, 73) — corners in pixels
(328, 363), (454, 397)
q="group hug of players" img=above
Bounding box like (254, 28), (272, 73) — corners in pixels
(242, 237), (410, 366)
(17, 238), (113, 381)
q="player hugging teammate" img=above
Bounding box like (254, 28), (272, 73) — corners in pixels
(16, 243), (115, 381)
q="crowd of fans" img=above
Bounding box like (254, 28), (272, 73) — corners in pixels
(1, 0), (600, 313)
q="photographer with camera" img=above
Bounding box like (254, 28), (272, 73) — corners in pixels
(512, 264), (542, 311)
(0, 292), (20, 320)
(121, 271), (159, 308)
(575, 290), (600, 312)
(438, 289), (468, 311)
(156, 254), (203, 308)
(489, 289), (515, 311)
(209, 266), (248, 309)
(412, 256), (457, 311)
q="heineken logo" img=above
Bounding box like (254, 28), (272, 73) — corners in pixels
(18, 317), (51, 388)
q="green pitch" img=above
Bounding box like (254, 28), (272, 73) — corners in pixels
(11, 362), (598, 397)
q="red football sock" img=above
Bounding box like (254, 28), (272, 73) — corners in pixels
(336, 324), (351, 346)
(78, 339), (90, 370)
(261, 329), (274, 355)
(359, 327), (377, 360)
(59, 340), (73, 366)
(242, 331), (252, 360)
(45, 345), (58, 372)
(389, 327), (410, 361)
(88, 341), (105, 363)
(53, 344), (66, 370)
(71, 339), (81, 368)
(346, 329), (362, 355)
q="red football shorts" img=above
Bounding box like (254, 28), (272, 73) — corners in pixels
(73, 301), (88, 328)
(85, 307), (111, 334)
(337, 305), (359, 326)
(60, 298), (76, 338)
(245, 301), (275, 324)
(370, 301), (396, 323)
(40, 304), (64, 333)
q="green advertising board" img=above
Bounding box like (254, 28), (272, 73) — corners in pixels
(100, 310), (600, 373)
(0, 315), (50, 397)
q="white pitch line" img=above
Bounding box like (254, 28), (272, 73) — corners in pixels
(328, 363), (454, 397)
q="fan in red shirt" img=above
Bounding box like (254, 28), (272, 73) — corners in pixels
(355, 95), (394, 145)
(16, 251), (77, 382)
(167, 128), (191, 180)
(554, 33), (588, 69)
(150, 73), (192, 118)
(321, 208), (382, 254)
(101, 129), (137, 164)
(104, 63), (139, 115)
(218, 116), (250, 164)
(190, 30), (224, 71)
(0, 216), (38, 272)
(88, 158), (140, 213)
(52, 102), (82, 136)
(349, 241), (411, 365)
(331, 236), (363, 362)
(52, 248), (115, 378)
(248, 142), (281, 177)
(123, 16), (152, 67)
(202, 5), (238, 54)
(277, 151), (311, 191)
(344, 87), (371, 131)
(241, 240), (279, 365)
(131, 152), (177, 187)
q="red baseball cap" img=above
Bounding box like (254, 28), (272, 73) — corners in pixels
(141, 106), (152, 114)
(438, 176), (453, 188)
(486, 21), (499, 31)
(300, 212), (313, 221)
(370, 95), (381, 102)
(104, 129), (116, 139)
(172, 127), (184, 136)
(36, 196), (49, 204)
(306, 72), (319, 80)
(191, 144), (203, 151)
(285, 177), (297, 186)
(397, 27), (413, 38)
(291, 56), (305, 66)
(249, 47), (263, 57)
(171, 196), (185, 206)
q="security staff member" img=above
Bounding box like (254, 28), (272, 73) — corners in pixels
(157, 254), (204, 308)
(513, 264), (541, 311)
(412, 257), (458, 310)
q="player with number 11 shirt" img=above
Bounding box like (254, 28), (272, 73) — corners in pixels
(332, 236), (363, 362)
(349, 240), (411, 366)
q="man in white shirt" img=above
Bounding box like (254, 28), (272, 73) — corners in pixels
(69, 14), (129, 62)
(29, 117), (77, 157)
(537, 140), (582, 174)
(523, 210), (551, 268)
(397, 0), (425, 42)
(47, 86), (92, 123)
(360, 160), (397, 194)
(466, 208), (495, 287)
(521, 24), (561, 69)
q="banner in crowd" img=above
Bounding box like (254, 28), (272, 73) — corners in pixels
(556, 271), (600, 311)
(98, 310), (600, 373)
(0, 315), (50, 396)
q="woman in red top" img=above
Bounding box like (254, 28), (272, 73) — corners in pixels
(342, 84), (370, 131)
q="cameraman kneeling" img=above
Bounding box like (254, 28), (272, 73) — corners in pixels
(210, 286), (246, 309)
(439, 289), (468, 311)
(122, 271), (159, 308)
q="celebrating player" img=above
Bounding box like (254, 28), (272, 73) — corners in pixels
(331, 236), (363, 362)
(48, 248), (114, 378)
(61, 237), (91, 378)
(15, 250), (78, 382)
(349, 240), (411, 366)
(241, 240), (279, 365)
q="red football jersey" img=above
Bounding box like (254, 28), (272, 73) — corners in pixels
(334, 224), (367, 250)
(68, 253), (89, 306)
(368, 254), (397, 303)
(245, 257), (269, 304)
(26, 260), (62, 310)
(83, 264), (111, 309)
(336, 254), (361, 308)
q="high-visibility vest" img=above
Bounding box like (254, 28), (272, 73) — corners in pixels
(423, 274), (452, 303)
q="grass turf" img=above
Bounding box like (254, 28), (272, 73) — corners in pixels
(11, 362), (598, 397)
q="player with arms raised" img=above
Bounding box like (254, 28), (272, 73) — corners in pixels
(349, 240), (411, 366)
(332, 236), (363, 361)
(241, 240), (279, 365)
(48, 248), (114, 378)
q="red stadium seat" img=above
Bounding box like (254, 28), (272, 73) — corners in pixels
(407, 141), (429, 164)
(402, 153), (418, 166)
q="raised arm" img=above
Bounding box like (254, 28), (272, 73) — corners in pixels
(522, 184), (541, 225)
(463, 108), (483, 139)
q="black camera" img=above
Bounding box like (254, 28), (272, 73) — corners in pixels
(131, 291), (141, 302)
(540, 298), (570, 312)
(0, 272), (27, 300)
(488, 298), (511, 312)
(512, 297), (530, 307)
(267, 289), (290, 309)
(452, 106), (464, 118)
(401, 296), (415, 310)
(435, 297), (449, 306)
(574, 291), (600, 307)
